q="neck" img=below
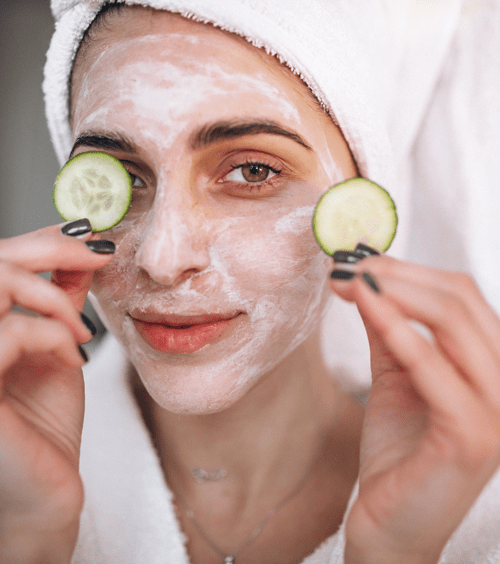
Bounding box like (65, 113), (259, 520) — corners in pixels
(131, 329), (353, 536)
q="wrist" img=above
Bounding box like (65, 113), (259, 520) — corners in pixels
(0, 517), (79, 564)
(344, 545), (441, 564)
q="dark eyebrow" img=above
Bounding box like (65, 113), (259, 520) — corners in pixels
(190, 121), (312, 151)
(70, 132), (138, 157)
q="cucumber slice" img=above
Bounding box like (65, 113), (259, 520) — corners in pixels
(53, 151), (132, 232)
(313, 178), (397, 255)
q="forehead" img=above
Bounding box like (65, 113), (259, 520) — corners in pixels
(71, 6), (320, 114)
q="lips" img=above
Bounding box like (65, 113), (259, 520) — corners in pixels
(130, 312), (241, 354)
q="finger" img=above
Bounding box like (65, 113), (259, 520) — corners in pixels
(0, 263), (92, 344)
(337, 254), (500, 361)
(0, 222), (115, 274)
(383, 276), (499, 402)
(356, 280), (500, 476)
(334, 255), (500, 404)
(0, 313), (86, 380)
(331, 268), (500, 406)
(342, 274), (477, 420)
(50, 269), (95, 313)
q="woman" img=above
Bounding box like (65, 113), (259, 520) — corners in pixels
(1, 1), (500, 563)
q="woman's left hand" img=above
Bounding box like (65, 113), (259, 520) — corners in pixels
(330, 254), (500, 564)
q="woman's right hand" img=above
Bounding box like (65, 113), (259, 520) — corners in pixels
(0, 220), (114, 564)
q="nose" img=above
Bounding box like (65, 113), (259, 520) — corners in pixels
(134, 190), (211, 287)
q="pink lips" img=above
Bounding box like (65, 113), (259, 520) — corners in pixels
(131, 313), (240, 354)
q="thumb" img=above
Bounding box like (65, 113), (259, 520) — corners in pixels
(330, 271), (403, 379)
(50, 269), (95, 312)
(362, 316), (404, 379)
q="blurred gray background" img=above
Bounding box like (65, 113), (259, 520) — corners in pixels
(0, 0), (105, 341)
(0, 0), (61, 238)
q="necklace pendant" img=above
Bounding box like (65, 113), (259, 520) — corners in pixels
(224, 557), (235, 564)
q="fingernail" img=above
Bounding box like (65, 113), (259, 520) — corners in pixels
(362, 272), (380, 293)
(78, 345), (89, 363)
(61, 218), (91, 237)
(85, 240), (115, 254)
(80, 313), (97, 336)
(332, 250), (366, 264)
(355, 243), (380, 257)
(330, 270), (356, 281)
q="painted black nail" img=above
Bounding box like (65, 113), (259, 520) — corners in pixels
(80, 313), (97, 336)
(331, 270), (356, 280)
(78, 345), (89, 363)
(61, 218), (91, 237)
(332, 250), (366, 264)
(85, 240), (115, 254)
(355, 243), (380, 257)
(362, 272), (380, 293)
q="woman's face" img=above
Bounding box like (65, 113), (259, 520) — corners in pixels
(71, 7), (357, 414)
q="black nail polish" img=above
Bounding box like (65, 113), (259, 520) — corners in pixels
(78, 345), (89, 363)
(362, 272), (380, 293)
(331, 270), (356, 281)
(62, 218), (91, 237)
(332, 250), (366, 264)
(355, 243), (380, 257)
(86, 240), (115, 254)
(80, 313), (97, 336)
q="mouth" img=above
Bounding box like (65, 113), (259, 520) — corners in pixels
(129, 312), (243, 354)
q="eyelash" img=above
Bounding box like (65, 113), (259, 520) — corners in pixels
(219, 159), (283, 195)
(129, 172), (145, 188)
(121, 162), (146, 189)
(121, 157), (285, 196)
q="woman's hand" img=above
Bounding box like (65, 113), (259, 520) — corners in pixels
(330, 251), (500, 564)
(0, 220), (114, 564)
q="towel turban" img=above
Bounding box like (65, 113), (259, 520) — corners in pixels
(44, 0), (500, 391)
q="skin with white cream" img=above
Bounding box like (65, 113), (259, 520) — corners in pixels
(1, 6), (498, 564)
(71, 8), (357, 415)
(70, 9), (364, 561)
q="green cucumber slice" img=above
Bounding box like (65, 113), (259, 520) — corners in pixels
(53, 151), (132, 232)
(313, 178), (397, 255)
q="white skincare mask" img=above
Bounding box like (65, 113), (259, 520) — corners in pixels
(74, 11), (356, 413)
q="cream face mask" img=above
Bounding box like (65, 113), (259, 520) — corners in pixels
(71, 9), (357, 413)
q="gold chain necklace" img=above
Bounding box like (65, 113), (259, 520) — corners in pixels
(169, 439), (324, 564)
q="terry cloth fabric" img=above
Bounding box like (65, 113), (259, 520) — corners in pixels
(71, 334), (350, 563)
(73, 334), (500, 563)
(43, 0), (500, 389)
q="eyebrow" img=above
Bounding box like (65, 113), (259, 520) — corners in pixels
(70, 120), (312, 157)
(70, 132), (138, 157)
(190, 121), (312, 151)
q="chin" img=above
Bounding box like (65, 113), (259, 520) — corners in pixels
(88, 265), (330, 416)
(137, 369), (256, 415)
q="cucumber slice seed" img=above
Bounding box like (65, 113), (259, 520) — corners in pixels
(313, 178), (397, 255)
(53, 151), (133, 232)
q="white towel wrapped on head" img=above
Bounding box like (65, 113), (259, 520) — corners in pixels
(44, 0), (499, 390)
(42, 1), (500, 562)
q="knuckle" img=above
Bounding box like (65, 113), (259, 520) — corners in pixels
(450, 271), (479, 296)
(2, 312), (66, 342)
(364, 254), (396, 276)
(0, 260), (17, 281)
(441, 412), (500, 470)
(459, 432), (500, 469)
(434, 290), (469, 325)
(1, 312), (29, 338)
(381, 317), (431, 371)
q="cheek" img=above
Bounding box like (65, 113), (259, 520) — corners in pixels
(216, 205), (328, 300)
(90, 225), (142, 308)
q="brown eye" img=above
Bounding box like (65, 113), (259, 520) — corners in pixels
(129, 173), (145, 188)
(223, 161), (280, 186)
(240, 163), (273, 182)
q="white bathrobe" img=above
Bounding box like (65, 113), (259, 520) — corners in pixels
(44, 0), (500, 391)
(72, 334), (500, 564)
(41, 0), (500, 561)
